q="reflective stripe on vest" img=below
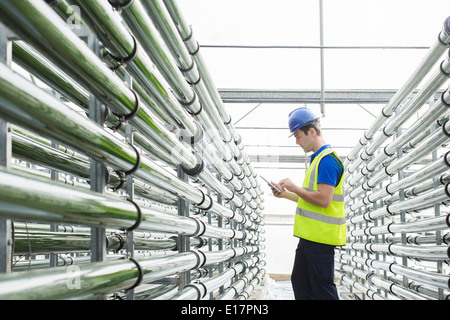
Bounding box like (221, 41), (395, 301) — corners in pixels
(296, 207), (346, 225)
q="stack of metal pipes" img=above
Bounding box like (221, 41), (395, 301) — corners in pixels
(0, 0), (265, 300)
(338, 16), (450, 300)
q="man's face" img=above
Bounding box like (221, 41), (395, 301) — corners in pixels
(293, 129), (313, 153)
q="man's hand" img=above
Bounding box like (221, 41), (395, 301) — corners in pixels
(269, 180), (285, 198)
(279, 178), (297, 193)
(271, 179), (300, 202)
(274, 179), (334, 207)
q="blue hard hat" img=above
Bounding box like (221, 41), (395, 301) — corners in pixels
(288, 107), (320, 136)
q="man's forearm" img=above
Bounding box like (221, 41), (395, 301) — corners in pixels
(291, 184), (334, 208)
(283, 191), (299, 202)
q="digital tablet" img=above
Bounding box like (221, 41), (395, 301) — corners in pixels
(260, 176), (282, 193)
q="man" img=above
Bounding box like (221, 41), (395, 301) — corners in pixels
(270, 107), (346, 300)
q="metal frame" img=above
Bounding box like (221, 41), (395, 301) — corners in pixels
(0, 23), (13, 274)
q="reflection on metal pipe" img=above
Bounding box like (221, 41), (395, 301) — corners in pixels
(0, 167), (252, 242)
(0, 259), (140, 299)
(12, 40), (89, 110)
(12, 228), (207, 255)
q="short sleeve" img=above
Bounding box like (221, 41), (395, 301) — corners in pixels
(317, 155), (343, 187)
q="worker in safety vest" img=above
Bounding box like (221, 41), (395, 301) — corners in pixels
(270, 107), (345, 300)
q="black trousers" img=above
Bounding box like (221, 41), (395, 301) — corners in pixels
(291, 238), (339, 300)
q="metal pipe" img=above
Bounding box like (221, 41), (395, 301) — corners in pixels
(342, 17), (450, 301)
(363, 257), (450, 293)
(171, 258), (259, 300)
(383, 63), (450, 137)
(12, 129), (180, 205)
(144, 0), (262, 195)
(352, 213), (450, 236)
(106, 0), (234, 153)
(348, 151), (450, 205)
(368, 274), (429, 300)
(12, 131), (92, 182)
(362, 57), (450, 173)
(0, 0), (205, 173)
(374, 106), (448, 177)
(12, 250), (177, 271)
(57, 0), (262, 215)
(3, 243), (259, 299)
(367, 121), (450, 189)
(348, 123), (450, 199)
(390, 276), (445, 300)
(387, 173), (450, 204)
(0, 0), (135, 119)
(14, 37), (161, 134)
(162, 0), (245, 144)
(140, 0), (232, 143)
(138, 252), (201, 286)
(339, 260), (440, 299)
(344, 16), (450, 164)
(202, 263), (243, 294)
(12, 229), (207, 254)
(104, 0), (257, 196)
(0, 60), (138, 173)
(352, 181), (450, 222)
(389, 263), (450, 290)
(388, 244), (449, 261)
(0, 166), (251, 241)
(13, 230), (92, 254)
(0, 0), (265, 301)
(384, 153), (449, 201)
(344, 266), (418, 300)
(66, 0), (199, 140)
(135, 283), (179, 300)
(12, 40), (89, 111)
(387, 233), (450, 246)
(388, 183), (450, 213)
(0, 168), (140, 230)
(0, 59), (256, 230)
(13, 35), (176, 163)
(0, 259), (140, 299)
(0, 249), (212, 299)
(352, 241), (450, 262)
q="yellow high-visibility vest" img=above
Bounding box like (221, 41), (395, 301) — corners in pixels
(293, 148), (346, 246)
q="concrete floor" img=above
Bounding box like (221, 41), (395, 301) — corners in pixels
(250, 274), (352, 300)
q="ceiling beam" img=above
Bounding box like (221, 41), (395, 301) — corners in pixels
(218, 89), (397, 104)
(247, 154), (346, 163)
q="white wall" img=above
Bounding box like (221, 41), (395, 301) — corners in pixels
(262, 224), (298, 275)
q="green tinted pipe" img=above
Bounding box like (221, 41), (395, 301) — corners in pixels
(62, 0), (260, 212)
(0, 259), (140, 299)
(12, 40), (89, 110)
(0, 62), (239, 223)
(0, 168), (247, 239)
(0, 0), (200, 171)
(66, 0), (199, 139)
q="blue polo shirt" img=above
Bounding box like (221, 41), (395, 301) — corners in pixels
(310, 144), (343, 187)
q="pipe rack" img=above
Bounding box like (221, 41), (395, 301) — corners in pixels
(0, 0), (265, 300)
(339, 16), (450, 300)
